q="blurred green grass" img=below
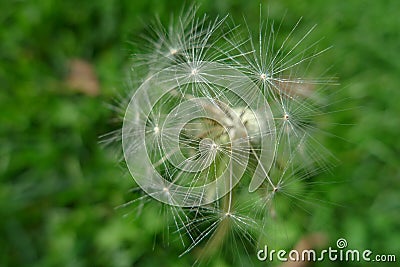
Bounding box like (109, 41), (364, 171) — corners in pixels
(1, 0), (399, 266)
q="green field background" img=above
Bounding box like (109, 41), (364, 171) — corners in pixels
(1, 0), (399, 266)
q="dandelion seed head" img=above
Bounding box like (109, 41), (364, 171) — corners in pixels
(115, 5), (339, 261)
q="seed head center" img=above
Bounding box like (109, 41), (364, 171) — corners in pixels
(283, 113), (290, 120)
(169, 48), (178, 55)
(199, 138), (219, 153)
(191, 68), (198, 76)
(260, 73), (267, 81)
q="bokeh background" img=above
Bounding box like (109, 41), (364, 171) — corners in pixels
(1, 0), (399, 266)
